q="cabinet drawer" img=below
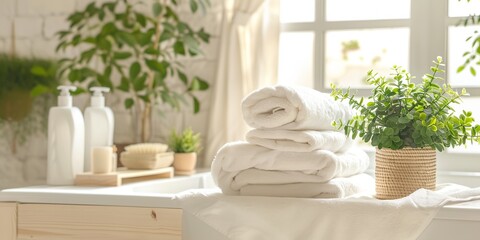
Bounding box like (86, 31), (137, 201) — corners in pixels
(17, 204), (182, 240)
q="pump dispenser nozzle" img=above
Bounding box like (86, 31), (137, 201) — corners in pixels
(57, 85), (77, 107)
(90, 87), (110, 107)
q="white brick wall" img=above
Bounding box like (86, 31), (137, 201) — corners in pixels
(0, 0), (222, 189)
(0, 17), (12, 38)
(43, 16), (69, 39)
(14, 17), (43, 38)
(0, 0), (16, 18)
(17, 0), (76, 16)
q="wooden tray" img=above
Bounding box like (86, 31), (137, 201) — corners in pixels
(74, 167), (174, 186)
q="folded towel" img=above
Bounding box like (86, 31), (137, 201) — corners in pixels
(242, 85), (353, 130)
(246, 129), (353, 152)
(177, 184), (480, 240)
(239, 173), (374, 198)
(211, 141), (370, 196)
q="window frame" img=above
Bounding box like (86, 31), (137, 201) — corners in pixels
(279, 0), (480, 183)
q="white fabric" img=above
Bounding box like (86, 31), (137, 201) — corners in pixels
(211, 141), (370, 196)
(242, 85), (354, 130)
(239, 173), (374, 198)
(177, 184), (480, 240)
(246, 129), (353, 152)
(204, 0), (280, 167)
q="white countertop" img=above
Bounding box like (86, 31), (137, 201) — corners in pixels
(0, 172), (216, 208)
(2, 173), (480, 222)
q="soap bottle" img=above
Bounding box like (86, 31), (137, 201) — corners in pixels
(84, 87), (114, 172)
(47, 86), (85, 185)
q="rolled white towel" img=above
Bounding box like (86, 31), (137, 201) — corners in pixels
(211, 141), (370, 196)
(242, 85), (353, 130)
(246, 129), (353, 153)
(239, 173), (375, 198)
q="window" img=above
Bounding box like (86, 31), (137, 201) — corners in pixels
(278, 0), (480, 185)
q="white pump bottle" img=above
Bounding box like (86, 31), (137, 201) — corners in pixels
(84, 87), (114, 172)
(47, 86), (85, 185)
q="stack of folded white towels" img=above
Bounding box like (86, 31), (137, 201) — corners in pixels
(211, 85), (374, 198)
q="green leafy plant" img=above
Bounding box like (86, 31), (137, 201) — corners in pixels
(0, 54), (59, 152)
(169, 128), (201, 153)
(331, 56), (480, 151)
(456, 0), (480, 76)
(56, 0), (211, 142)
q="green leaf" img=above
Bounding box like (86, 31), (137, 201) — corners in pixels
(470, 66), (477, 76)
(398, 117), (410, 124)
(193, 96), (200, 113)
(133, 74), (146, 91)
(145, 59), (167, 75)
(197, 28), (210, 43)
(159, 31), (174, 42)
(30, 84), (51, 97)
(118, 77), (130, 92)
(135, 13), (146, 27)
(189, 77), (209, 91)
(190, 0), (198, 13)
(113, 51), (132, 60)
(129, 62), (141, 80)
(68, 69), (81, 82)
(457, 65), (466, 73)
(173, 41), (185, 55)
(102, 2), (116, 12)
(144, 47), (159, 55)
(184, 35), (201, 54)
(80, 48), (96, 63)
(101, 22), (116, 35)
(177, 70), (188, 85)
(135, 32), (151, 46)
(98, 38), (112, 51)
(30, 66), (48, 77)
(138, 94), (150, 103)
(115, 31), (136, 47)
(152, 2), (163, 17)
(124, 98), (134, 109)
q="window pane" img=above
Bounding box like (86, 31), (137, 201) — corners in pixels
(448, 0), (480, 17)
(326, 0), (410, 21)
(325, 28), (409, 88)
(278, 32), (315, 88)
(448, 25), (480, 87)
(280, 0), (315, 23)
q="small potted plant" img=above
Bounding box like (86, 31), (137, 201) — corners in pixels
(169, 128), (201, 175)
(331, 56), (480, 199)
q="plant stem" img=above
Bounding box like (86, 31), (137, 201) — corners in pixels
(141, 0), (164, 142)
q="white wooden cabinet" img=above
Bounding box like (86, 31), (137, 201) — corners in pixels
(0, 203), (182, 240)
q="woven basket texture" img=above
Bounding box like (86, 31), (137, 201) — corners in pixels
(375, 147), (436, 200)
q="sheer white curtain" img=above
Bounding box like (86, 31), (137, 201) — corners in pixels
(203, 0), (280, 166)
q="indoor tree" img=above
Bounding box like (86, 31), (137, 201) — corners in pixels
(56, 0), (211, 142)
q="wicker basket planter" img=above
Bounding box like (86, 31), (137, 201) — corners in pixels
(375, 147), (436, 200)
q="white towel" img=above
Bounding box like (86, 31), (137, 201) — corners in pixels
(246, 129), (353, 152)
(177, 184), (480, 240)
(241, 85), (353, 130)
(211, 141), (370, 196)
(239, 173), (374, 198)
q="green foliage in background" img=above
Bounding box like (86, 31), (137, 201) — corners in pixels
(456, 16), (480, 77)
(331, 57), (480, 151)
(169, 128), (201, 153)
(456, 0), (480, 77)
(0, 54), (58, 99)
(0, 54), (59, 152)
(56, 0), (210, 113)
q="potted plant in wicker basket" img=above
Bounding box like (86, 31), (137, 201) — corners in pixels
(169, 128), (201, 175)
(331, 56), (480, 199)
